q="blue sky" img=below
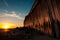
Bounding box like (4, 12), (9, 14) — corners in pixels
(0, 0), (34, 27)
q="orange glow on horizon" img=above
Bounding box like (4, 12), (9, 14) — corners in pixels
(2, 24), (11, 29)
(0, 23), (16, 29)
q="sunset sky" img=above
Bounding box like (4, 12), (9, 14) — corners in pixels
(0, 0), (34, 28)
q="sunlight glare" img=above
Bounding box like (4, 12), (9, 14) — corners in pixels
(3, 25), (9, 29)
(1, 23), (15, 29)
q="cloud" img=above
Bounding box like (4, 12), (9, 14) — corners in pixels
(0, 9), (8, 12)
(5, 11), (24, 19)
(0, 10), (24, 27)
(0, 11), (24, 20)
(3, 0), (8, 7)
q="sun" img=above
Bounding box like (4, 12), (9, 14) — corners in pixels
(3, 25), (9, 29)
(1, 23), (15, 29)
(0, 23), (16, 32)
(2, 24), (11, 29)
